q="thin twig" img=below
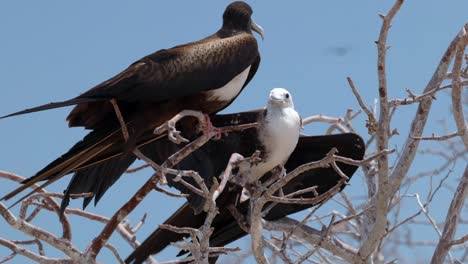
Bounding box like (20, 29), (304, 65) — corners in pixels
(412, 132), (462, 141)
(347, 77), (377, 134)
(264, 217), (357, 263)
(105, 243), (125, 264)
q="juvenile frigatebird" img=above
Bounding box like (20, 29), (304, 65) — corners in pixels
(125, 109), (365, 263)
(1, 1), (263, 208)
(166, 87), (301, 214)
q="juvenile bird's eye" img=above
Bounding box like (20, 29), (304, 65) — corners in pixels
(285, 93), (290, 99)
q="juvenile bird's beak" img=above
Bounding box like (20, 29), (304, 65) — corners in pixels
(250, 18), (264, 40)
(269, 95), (286, 107)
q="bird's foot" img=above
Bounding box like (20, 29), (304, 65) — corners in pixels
(274, 165), (286, 178)
(262, 165), (287, 189)
(239, 150), (262, 167)
(154, 116), (189, 144)
(202, 114), (222, 140)
(241, 180), (263, 203)
(229, 150), (262, 187)
(167, 122), (190, 144)
(213, 127), (223, 140)
(154, 110), (223, 144)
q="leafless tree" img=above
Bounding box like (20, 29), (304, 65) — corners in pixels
(1, 1), (467, 263)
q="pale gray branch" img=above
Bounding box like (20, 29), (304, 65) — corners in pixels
(450, 27), (468, 148)
(430, 165), (468, 264)
(264, 217), (357, 263)
(390, 23), (468, 197)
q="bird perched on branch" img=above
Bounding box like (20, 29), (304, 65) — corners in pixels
(1, 1), (263, 211)
(125, 102), (365, 263)
(165, 88), (302, 215)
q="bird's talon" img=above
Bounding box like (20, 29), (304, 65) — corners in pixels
(168, 131), (189, 144)
(202, 114), (213, 136)
(213, 127), (223, 140)
(157, 120), (189, 144)
(201, 114), (223, 139)
(153, 124), (165, 135)
(159, 177), (168, 185)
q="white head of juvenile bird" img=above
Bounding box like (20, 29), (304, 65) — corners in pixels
(267, 88), (295, 109)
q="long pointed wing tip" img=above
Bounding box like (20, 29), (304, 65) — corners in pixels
(1, 109), (46, 119)
(6, 200), (22, 211)
(1, 184), (33, 203)
(1, 193), (17, 202)
(0, 196), (23, 213)
(0, 98), (95, 121)
(0, 111), (34, 120)
(0, 108), (41, 119)
(0, 193), (13, 201)
(0, 113), (14, 120)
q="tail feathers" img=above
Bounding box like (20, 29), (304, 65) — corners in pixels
(57, 131), (167, 215)
(125, 203), (205, 264)
(0, 97), (100, 120)
(60, 153), (137, 215)
(22, 128), (117, 185)
(3, 126), (163, 213)
(1, 129), (118, 204)
(4, 141), (115, 210)
(93, 154), (137, 205)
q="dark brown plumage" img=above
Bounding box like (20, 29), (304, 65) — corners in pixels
(125, 110), (366, 264)
(1, 1), (263, 210)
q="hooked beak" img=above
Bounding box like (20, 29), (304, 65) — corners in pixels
(269, 95), (287, 107)
(250, 18), (265, 40)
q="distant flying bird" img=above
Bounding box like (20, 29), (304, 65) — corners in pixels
(325, 45), (353, 56)
(1, 1), (263, 209)
(125, 110), (365, 263)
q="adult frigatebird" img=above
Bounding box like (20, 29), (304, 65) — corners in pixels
(1, 1), (263, 207)
(125, 109), (365, 263)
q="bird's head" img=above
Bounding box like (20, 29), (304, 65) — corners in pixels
(268, 88), (294, 109)
(223, 1), (264, 40)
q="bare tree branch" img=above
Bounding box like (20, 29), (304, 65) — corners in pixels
(0, 237), (73, 264)
(390, 23), (468, 197)
(1, 3), (467, 264)
(450, 27), (468, 148)
(264, 217), (357, 263)
(430, 165), (468, 264)
(355, 1), (404, 262)
(347, 77), (377, 134)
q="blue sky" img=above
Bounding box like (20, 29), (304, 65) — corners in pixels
(0, 1), (467, 263)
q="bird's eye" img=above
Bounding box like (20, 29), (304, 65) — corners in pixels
(285, 93), (290, 99)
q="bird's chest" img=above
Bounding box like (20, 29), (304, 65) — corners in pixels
(262, 112), (300, 166)
(205, 65), (251, 102)
(247, 110), (300, 181)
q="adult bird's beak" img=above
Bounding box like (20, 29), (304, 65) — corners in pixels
(250, 18), (265, 40)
